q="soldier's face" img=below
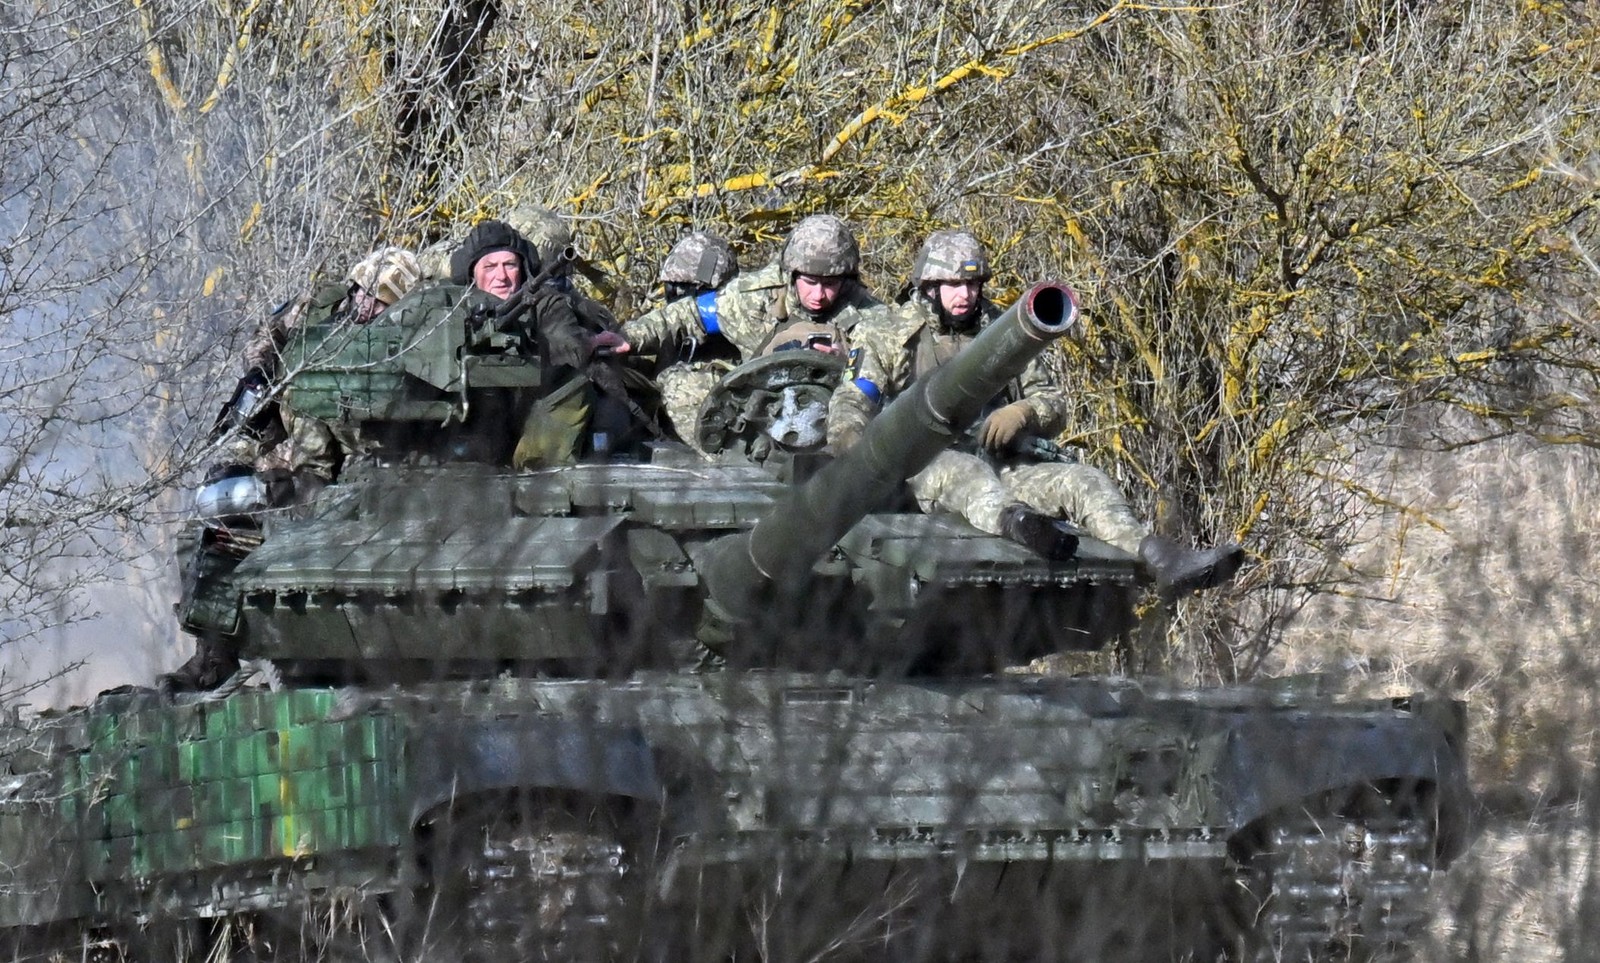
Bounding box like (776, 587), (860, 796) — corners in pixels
(473, 251), (522, 299)
(935, 280), (982, 317)
(351, 288), (386, 324)
(794, 274), (845, 312)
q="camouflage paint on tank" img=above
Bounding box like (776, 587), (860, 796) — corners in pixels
(61, 692), (403, 881)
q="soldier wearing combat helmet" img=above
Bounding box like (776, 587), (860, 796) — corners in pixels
(635, 231), (742, 442)
(624, 215), (888, 447)
(658, 230), (739, 304)
(165, 245), (425, 694)
(832, 229), (1244, 594)
(220, 245), (423, 483)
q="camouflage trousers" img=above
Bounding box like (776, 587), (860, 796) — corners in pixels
(278, 409), (346, 481)
(908, 451), (1013, 534)
(1000, 462), (1146, 554)
(657, 362), (730, 452)
(909, 452), (1147, 553)
(213, 405), (344, 481)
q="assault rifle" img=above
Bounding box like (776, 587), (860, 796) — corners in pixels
(1011, 434), (1078, 463)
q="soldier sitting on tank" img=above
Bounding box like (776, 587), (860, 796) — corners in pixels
(213, 245), (424, 510)
(623, 214), (888, 449)
(424, 206), (660, 461)
(404, 219), (633, 467)
(160, 247), (424, 695)
(829, 229), (1244, 595)
(631, 231), (741, 442)
(496, 205), (670, 454)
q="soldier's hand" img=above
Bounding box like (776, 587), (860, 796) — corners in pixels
(588, 330), (631, 358)
(979, 403), (1032, 450)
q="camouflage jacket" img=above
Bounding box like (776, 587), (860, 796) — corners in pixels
(827, 295), (1070, 445)
(622, 262), (887, 360)
(241, 281), (352, 376)
(215, 281), (353, 475)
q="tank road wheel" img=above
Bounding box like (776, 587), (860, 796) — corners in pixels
(1226, 787), (1437, 962)
(419, 792), (640, 963)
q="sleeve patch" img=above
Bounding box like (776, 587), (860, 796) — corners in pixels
(695, 291), (721, 334)
(852, 377), (882, 405)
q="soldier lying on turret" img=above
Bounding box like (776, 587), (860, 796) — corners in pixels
(829, 229), (1243, 595)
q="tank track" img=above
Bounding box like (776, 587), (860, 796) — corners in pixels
(459, 814), (629, 962)
(1244, 813), (1434, 962)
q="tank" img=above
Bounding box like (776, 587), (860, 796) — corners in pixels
(0, 282), (1472, 962)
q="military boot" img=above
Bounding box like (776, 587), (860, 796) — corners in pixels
(999, 504), (1080, 560)
(1138, 534), (1245, 596)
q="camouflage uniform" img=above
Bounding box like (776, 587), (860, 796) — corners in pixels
(220, 248), (422, 482)
(655, 364), (728, 444)
(628, 215), (888, 445)
(625, 261), (872, 359)
(630, 232), (741, 443)
(829, 257), (1146, 552)
(626, 262), (884, 442)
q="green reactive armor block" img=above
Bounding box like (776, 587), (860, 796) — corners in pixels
(283, 321), (444, 423)
(61, 691), (404, 883)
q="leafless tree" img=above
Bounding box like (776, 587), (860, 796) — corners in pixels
(2, 0), (1599, 955)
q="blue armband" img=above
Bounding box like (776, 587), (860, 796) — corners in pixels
(695, 291), (721, 334)
(852, 377), (882, 404)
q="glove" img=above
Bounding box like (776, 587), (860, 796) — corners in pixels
(587, 331), (631, 359)
(979, 403), (1032, 451)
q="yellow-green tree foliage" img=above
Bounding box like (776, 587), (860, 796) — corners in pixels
(48, 0), (1600, 675)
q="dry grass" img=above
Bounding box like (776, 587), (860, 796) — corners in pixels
(1276, 436), (1600, 805)
(1269, 435), (1600, 959)
(1424, 818), (1600, 961)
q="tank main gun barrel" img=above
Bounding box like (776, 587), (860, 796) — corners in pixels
(700, 281), (1080, 628)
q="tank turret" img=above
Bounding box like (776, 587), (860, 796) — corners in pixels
(224, 280), (1131, 679)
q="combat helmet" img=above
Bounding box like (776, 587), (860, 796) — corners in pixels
(503, 204), (575, 265)
(780, 215), (860, 278)
(659, 231), (738, 291)
(347, 246), (422, 305)
(911, 229), (991, 285)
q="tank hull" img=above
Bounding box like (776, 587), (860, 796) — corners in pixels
(0, 673), (1468, 959)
